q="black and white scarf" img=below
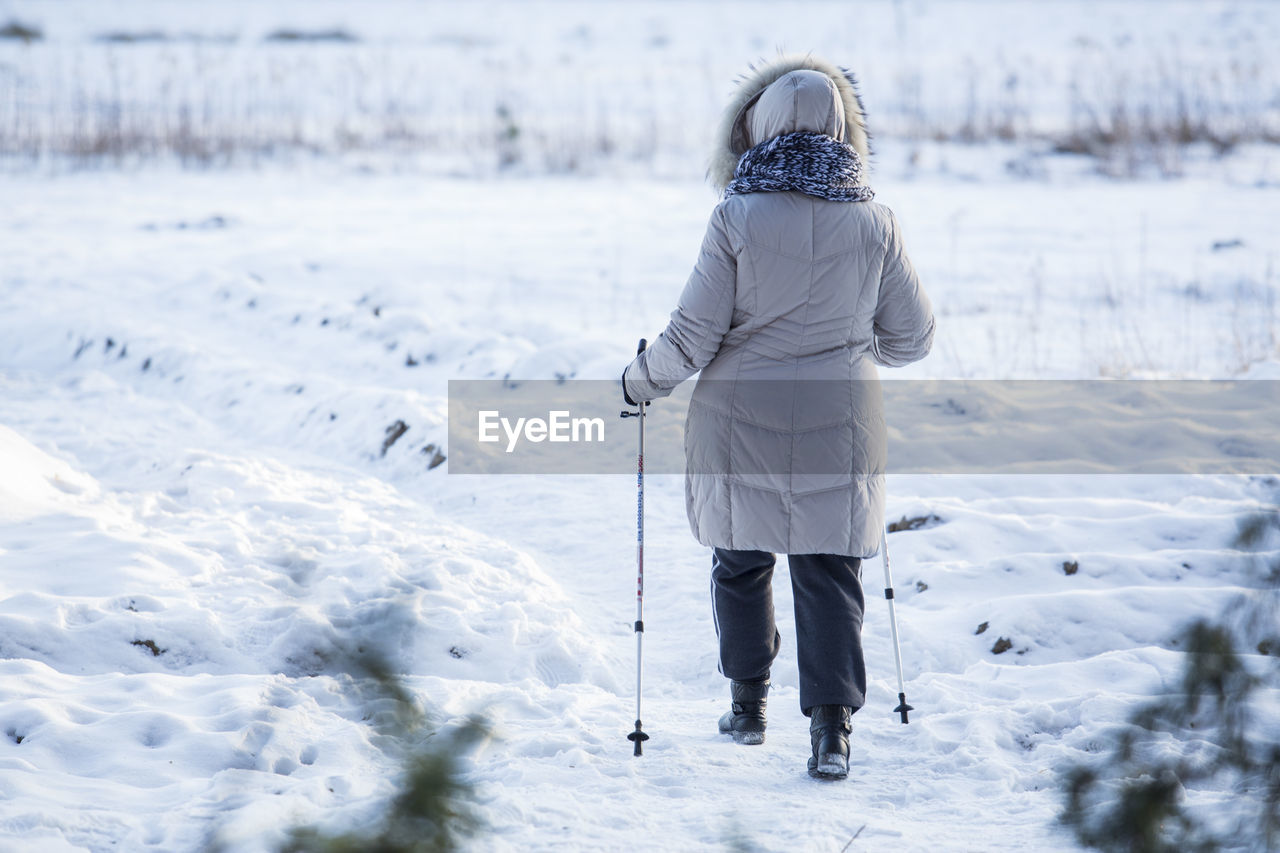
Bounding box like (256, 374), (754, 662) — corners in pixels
(723, 131), (874, 202)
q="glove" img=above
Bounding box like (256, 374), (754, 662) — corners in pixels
(621, 366), (639, 407)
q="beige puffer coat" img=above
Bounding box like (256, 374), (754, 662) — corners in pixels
(623, 55), (935, 558)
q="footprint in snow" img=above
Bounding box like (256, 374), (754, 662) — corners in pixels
(534, 651), (580, 688)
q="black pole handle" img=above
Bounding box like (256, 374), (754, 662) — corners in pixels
(619, 339), (650, 418)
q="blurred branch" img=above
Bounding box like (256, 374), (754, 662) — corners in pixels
(1059, 509), (1280, 853)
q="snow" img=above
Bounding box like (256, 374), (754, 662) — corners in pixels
(2, 164), (1276, 851)
(2, 1), (1280, 851)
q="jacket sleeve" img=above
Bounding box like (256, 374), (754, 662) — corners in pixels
(623, 204), (736, 402)
(871, 209), (935, 367)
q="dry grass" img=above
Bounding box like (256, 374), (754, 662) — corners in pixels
(0, 36), (1275, 174)
(263, 28), (359, 43)
(0, 19), (42, 43)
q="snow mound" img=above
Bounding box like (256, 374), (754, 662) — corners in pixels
(0, 425), (97, 519)
(0, 378), (614, 850)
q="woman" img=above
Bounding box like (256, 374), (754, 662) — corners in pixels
(622, 54), (934, 779)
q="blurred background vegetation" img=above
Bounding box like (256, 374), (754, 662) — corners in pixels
(1060, 508), (1280, 853)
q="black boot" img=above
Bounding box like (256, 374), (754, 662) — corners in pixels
(807, 705), (852, 779)
(717, 679), (769, 745)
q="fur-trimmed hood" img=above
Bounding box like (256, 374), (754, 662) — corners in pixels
(708, 54), (870, 191)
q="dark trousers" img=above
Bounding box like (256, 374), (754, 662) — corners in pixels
(711, 548), (866, 715)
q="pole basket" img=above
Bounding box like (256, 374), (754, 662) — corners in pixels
(894, 693), (914, 725)
(627, 721), (649, 756)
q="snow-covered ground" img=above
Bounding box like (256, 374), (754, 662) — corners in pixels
(3, 2), (1280, 851)
(2, 161), (1277, 851)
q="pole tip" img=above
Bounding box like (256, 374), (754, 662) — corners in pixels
(627, 720), (649, 755)
(894, 693), (914, 724)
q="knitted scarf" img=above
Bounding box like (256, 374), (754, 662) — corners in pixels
(723, 131), (874, 202)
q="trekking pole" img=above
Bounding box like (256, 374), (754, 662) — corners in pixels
(620, 338), (650, 755)
(881, 527), (914, 724)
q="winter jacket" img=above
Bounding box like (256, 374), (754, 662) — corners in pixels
(623, 55), (935, 558)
